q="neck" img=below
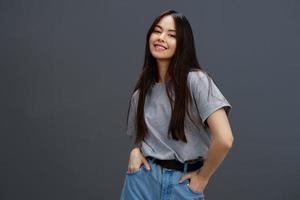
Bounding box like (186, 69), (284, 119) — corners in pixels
(156, 59), (170, 82)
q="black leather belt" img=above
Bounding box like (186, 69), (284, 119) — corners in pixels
(146, 156), (204, 172)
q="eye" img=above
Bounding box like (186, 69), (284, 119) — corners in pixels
(169, 34), (176, 38)
(153, 30), (161, 33)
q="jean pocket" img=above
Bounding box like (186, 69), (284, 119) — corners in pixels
(126, 165), (144, 175)
(185, 181), (204, 196)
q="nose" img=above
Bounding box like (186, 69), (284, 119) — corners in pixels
(158, 32), (166, 41)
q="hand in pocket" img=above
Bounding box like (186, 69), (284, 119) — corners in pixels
(127, 147), (151, 173)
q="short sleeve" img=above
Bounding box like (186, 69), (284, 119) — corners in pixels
(189, 71), (232, 125)
(125, 90), (142, 147)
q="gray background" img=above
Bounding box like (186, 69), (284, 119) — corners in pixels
(1, 0), (299, 199)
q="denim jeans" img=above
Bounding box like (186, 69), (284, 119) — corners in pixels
(120, 157), (205, 200)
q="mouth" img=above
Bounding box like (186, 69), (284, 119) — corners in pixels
(154, 44), (167, 51)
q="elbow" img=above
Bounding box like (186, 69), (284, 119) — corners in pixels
(224, 135), (234, 149)
(216, 135), (234, 149)
(225, 136), (234, 149)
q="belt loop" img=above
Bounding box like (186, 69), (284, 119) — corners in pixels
(148, 156), (156, 164)
(183, 162), (188, 174)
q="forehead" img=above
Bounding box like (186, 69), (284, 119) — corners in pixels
(155, 15), (176, 31)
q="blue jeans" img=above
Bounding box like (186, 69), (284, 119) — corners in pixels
(120, 157), (205, 200)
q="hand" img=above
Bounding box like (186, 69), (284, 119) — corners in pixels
(178, 170), (209, 193)
(127, 147), (151, 173)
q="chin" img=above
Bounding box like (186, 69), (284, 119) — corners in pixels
(152, 55), (171, 60)
(151, 52), (171, 60)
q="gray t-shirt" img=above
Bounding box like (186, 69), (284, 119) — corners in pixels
(126, 70), (232, 163)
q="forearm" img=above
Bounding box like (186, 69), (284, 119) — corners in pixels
(197, 137), (233, 179)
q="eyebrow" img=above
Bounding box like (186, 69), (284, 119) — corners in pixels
(155, 24), (176, 32)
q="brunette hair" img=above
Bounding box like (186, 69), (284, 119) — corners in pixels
(126, 9), (215, 145)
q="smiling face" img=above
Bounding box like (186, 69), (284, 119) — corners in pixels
(149, 15), (177, 62)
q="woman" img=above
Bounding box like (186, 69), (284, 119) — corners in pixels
(120, 9), (234, 200)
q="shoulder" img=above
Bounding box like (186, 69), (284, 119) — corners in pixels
(130, 89), (140, 103)
(187, 69), (211, 89)
(132, 89), (140, 98)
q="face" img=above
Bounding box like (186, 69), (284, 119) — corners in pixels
(149, 15), (177, 61)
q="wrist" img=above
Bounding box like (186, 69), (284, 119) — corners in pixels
(196, 169), (211, 180)
(131, 147), (142, 155)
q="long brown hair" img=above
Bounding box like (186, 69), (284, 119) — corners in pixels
(127, 9), (215, 145)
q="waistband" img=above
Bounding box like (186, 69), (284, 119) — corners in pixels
(145, 156), (204, 173)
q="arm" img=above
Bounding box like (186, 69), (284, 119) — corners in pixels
(197, 107), (234, 179)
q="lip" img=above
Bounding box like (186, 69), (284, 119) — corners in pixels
(154, 43), (167, 49)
